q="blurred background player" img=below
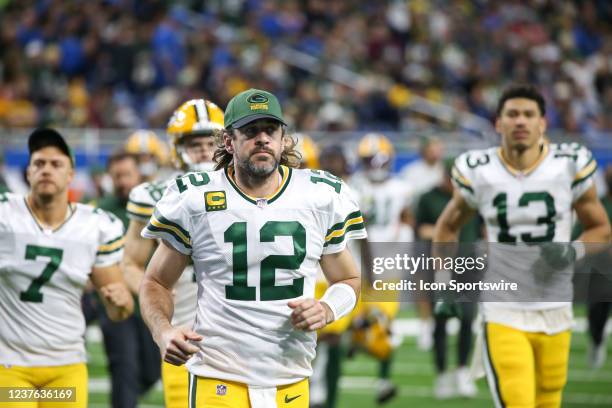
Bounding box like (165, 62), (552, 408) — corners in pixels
(0, 128), (133, 408)
(88, 151), (160, 408)
(123, 98), (223, 408)
(400, 136), (446, 352)
(295, 133), (320, 170)
(124, 129), (170, 182)
(415, 157), (480, 399)
(348, 133), (414, 404)
(301, 141), (357, 408)
(574, 164), (612, 369)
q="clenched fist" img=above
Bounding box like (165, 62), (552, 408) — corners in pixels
(158, 326), (203, 366)
(288, 298), (334, 331)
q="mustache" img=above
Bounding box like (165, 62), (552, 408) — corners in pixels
(251, 148), (275, 155)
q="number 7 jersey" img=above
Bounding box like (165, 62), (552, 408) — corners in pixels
(0, 193), (124, 366)
(142, 166), (366, 387)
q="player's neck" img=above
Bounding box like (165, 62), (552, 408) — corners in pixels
(26, 193), (72, 229)
(233, 166), (282, 198)
(501, 143), (544, 171)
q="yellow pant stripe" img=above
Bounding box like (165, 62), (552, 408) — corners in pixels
(483, 323), (506, 408)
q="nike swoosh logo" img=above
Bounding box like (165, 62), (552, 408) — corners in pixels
(285, 394), (301, 403)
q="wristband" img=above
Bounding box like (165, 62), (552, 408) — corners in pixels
(320, 283), (357, 322)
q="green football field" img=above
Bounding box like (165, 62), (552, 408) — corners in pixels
(86, 312), (612, 408)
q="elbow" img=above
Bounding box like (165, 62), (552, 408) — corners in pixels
(432, 223), (457, 243)
(603, 223), (612, 243)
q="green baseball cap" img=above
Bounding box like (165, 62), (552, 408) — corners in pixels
(224, 88), (287, 129)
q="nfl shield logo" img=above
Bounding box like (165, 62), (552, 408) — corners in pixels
(216, 384), (227, 396)
(256, 198), (268, 209)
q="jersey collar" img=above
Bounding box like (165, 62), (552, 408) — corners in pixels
(224, 165), (292, 205)
(497, 143), (549, 177)
(23, 197), (76, 234)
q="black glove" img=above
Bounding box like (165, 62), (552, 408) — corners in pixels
(434, 300), (463, 319)
(540, 242), (577, 270)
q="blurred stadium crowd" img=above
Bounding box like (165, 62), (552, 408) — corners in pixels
(0, 0), (611, 137)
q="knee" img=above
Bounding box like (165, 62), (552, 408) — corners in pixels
(538, 373), (566, 394)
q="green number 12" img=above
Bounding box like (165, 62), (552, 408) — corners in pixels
(224, 221), (306, 301)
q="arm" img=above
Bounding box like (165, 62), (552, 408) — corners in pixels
(433, 189), (477, 244)
(90, 264), (134, 321)
(289, 247), (361, 331)
(122, 220), (155, 295)
(573, 185), (611, 251)
(431, 190), (477, 318)
(139, 239), (201, 365)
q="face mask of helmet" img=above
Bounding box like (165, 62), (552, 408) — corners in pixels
(365, 153), (391, 182)
(178, 146), (216, 172)
(190, 161), (216, 172)
(139, 161), (159, 177)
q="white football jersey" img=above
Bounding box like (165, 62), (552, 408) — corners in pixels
(349, 172), (414, 242)
(0, 193), (124, 366)
(128, 174), (197, 327)
(142, 166), (366, 386)
(452, 143), (596, 331)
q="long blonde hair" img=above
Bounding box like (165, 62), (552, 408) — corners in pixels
(213, 127), (302, 170)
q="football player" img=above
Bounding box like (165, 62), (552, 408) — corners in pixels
(124, 129), (169, 181)
(123, 99), (224, 408)
(139, 89), (366, 408)
(434, 84), (611, 407)
(0, 128), (133, 408)
(348, 133), (414, 404)
(299, 142), (356, 408)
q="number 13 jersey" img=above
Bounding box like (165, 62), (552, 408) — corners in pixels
(451, 143), (596, 329)
(452, 143), (595, 244)
(142, 166), (366, 387)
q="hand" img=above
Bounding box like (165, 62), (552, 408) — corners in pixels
(100, 282), (132, 309)
(158, 326), (203, 366)
(288, 298), (333, 331)
(540, 242), (576, 270)
(434, 300), (462, 319)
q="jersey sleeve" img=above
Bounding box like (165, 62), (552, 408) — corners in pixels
(451, 152), (478, 209)
(127, 182), (158, 223)
(570, 144), (597, 201)
(141, 181), (192, 255)
(323, 182), (367, 255)
(95, 209), (125, 267)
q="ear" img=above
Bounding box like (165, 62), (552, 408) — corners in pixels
(223, 131), (234, 154)
(26, 164), (33, 185)
(494, 117), (501, 134)
(67, 166), (75, 184)
(538, 116), (547, 136)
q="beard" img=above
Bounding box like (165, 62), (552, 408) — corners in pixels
(237, 151), (280, 179)
(33, 187), (56, 205)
